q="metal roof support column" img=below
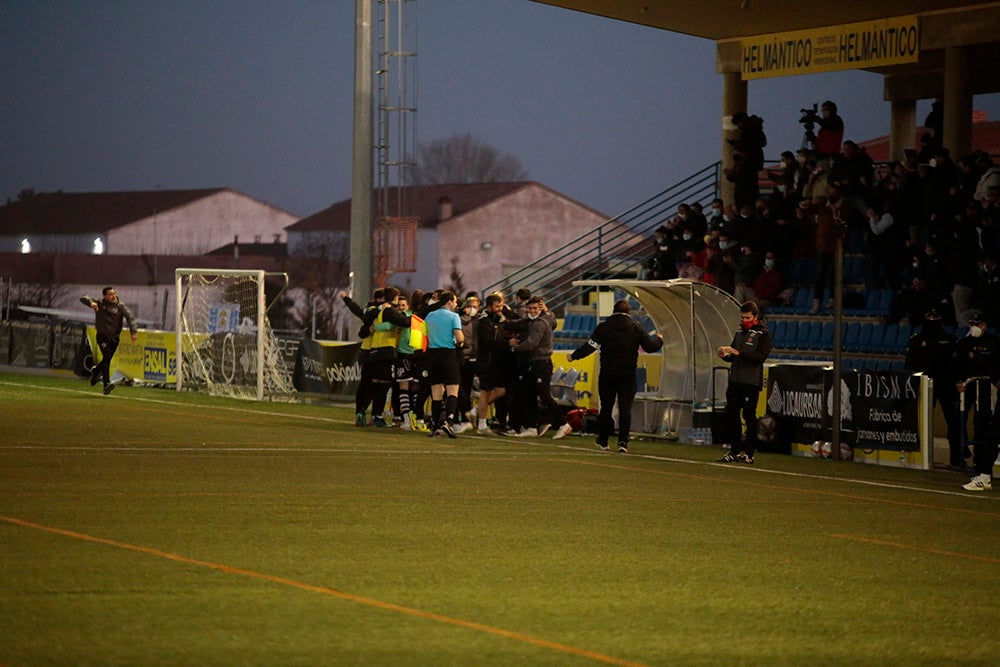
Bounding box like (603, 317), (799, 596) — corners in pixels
(719, 70), (746, 208)
(889, 98), (916, 161)
(944, 46), (973, 160)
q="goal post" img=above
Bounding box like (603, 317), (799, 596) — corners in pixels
(175, 268), (294, 401)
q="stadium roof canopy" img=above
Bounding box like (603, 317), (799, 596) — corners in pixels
(532, 1), (1000, 94)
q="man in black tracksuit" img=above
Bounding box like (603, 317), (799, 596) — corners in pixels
(508, 296), (567, 438)
(904, 309), (961, 467)
(568, 299), (663, 453)
(81, 286), (138, 395)
(951, 310), (1000, 491)
(717, 301), (772, 464)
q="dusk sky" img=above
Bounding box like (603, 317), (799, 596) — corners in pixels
(3, 1), (999, 219)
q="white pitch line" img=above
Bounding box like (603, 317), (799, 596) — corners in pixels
(3, 379), (996, 501)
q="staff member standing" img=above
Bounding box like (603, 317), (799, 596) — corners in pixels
(952, 310), (1000, 491)
(81, 286), (138, 395)
(904, 309), (961, 468)
(717, 301), (772, 464)
(568, 299), (663, 453)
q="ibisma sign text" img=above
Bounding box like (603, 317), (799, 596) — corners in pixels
(740, 15), (919, 80)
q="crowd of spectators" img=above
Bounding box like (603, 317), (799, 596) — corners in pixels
(643, 106), (1000, 327)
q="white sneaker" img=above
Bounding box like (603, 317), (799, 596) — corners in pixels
(552, 424), (573, 440)
(537, 423), (551, 437)
(452, 422), (472, 434)
(476, 427), (494, 435)
(962, 475), (992, 491)
(514, 428), (538, 438)
(400, 415), (412, 430)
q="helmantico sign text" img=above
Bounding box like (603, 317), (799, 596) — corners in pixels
(741, 15), (919, 80)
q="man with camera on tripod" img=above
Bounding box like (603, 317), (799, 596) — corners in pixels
(799, 100), (843, 160)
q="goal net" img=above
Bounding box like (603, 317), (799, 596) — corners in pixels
(175, 268), (294, 401)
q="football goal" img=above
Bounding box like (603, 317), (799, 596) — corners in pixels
(175, 268), (294, 401)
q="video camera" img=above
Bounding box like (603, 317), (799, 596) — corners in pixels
(798, 103), (820, 130)
(798, 103), (819, 150)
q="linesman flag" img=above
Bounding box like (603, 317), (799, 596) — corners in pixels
(409, 314), (428, 352)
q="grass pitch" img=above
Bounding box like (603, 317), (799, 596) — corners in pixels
(1, 373), (998, 666)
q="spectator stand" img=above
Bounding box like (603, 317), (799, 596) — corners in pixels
(763, 252), (906, 371)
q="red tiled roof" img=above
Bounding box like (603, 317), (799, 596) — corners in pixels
(0, 189), (228, 234)
(288, 182), (596, 232)
(857, 119), (1000, 162)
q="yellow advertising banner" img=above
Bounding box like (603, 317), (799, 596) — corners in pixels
(86, 327), (179, 384)
(741, 16), (919, 80)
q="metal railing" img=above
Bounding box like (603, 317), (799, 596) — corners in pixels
(480, 162), (722, 313)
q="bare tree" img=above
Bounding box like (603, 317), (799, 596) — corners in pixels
(445, 255), (466, 296)
(284, 242), (351, 339)
(414, 133), (528, 184)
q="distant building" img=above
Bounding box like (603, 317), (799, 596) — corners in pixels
(287, 181), (610, 294)
(0, 188), (295, 256)
(857, 111), (1000, 161)
(0, 189), (298, 328)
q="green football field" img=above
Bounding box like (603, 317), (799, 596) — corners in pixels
(2, 373), (998, 666)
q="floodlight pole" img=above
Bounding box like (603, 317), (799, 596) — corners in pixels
(351, 0), (374, 303)
(831, 226), (845, 458)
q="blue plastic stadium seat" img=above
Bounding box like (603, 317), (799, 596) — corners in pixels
(878, 323), (899, 353)
(559, 313), (577, 338)
(861, 324), (886, 353)
(805, 320), (824, 349)
(842, 321), (861, 350)
(791, 287), (813, 314)
(780, 321), (799, 349)
(877, 289), (895, 315)
(893, 323), (912, 353)
(848, 322), (874, 352)
(861, 290), (881, 316)
(793, 320), (813, 349)
(815, 320), (835, 350)
(769, 320), (788, 348)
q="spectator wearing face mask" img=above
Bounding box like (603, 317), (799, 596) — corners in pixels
(751, 251), (785, 311)
(766, 151), (797, 205)
(640, 226), (671, 280)
(678, 224), (707, 269)
(705, 198), (728, 233)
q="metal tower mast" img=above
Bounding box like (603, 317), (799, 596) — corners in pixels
(374, 0), (418, 286)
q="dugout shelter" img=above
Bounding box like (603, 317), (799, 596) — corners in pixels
(573, 279), (741, 437)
